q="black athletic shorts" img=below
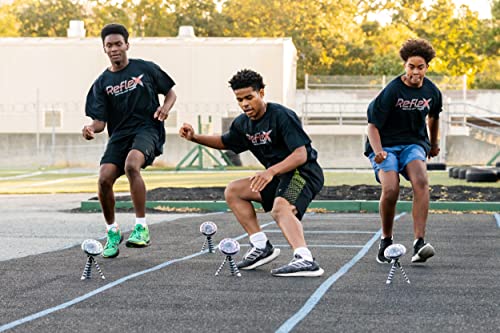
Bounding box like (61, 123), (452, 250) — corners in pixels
(259, 169), (323, 220)
(100, 127), (160, 173)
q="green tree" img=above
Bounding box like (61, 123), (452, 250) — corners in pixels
(220, 0), (365, 86)
(363, 23), (417, 75)
(416, 0), (485, 79)
(84, 0), (132, 37)
(0, 3), (20, 37)
(15, 0), (86, 37)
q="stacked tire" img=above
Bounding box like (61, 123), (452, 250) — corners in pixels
(427, 162), (446, 171)
(466, 168), (498, 182)
(448, 166), (498, 183)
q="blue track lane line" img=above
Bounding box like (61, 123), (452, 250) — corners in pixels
(0, 221), (276, 332)
(275, 212), (406, 333)
(495, 213), (500, 228)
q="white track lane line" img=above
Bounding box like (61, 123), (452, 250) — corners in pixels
(275, 212), (406, 333)
(0, 221), (276, 332)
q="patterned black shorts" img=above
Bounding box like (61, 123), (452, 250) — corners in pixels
(260, 169), (322, 220)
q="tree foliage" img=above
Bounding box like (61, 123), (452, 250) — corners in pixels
(13, 0), (85, 37)
(0, 0), (497, 88)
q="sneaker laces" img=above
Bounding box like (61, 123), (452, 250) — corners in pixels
(106, 230), (121, 248)
(287, 255), (312, 269)
(244, 246), (264, 260)
(131, 225), (145, 239)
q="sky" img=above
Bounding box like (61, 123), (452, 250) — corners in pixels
(440, 0), (492, 19)
(369, 0), (493, 25)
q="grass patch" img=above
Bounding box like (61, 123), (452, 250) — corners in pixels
(0, 168), (497, 194)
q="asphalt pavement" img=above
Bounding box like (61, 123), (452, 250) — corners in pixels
(0, 194), (498, 332)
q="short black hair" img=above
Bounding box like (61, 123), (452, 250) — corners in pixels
(228, 69), (266, 91)
(399, 38), (436, 64)
(101, 23), (129, 44)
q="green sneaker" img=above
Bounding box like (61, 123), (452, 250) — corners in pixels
(103, 226), (123, 258)
(126, 224), (150, 248)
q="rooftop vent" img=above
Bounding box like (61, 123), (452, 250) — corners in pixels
(177, 26), (196, 38)
(67, 20), (86, 38)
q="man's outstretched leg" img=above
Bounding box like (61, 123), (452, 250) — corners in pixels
(98, 164), (123, 258)
(225, 178), (280, 270)
(124, 149), (150, 248)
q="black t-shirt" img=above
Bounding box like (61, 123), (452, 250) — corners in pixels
(85, 58), (175, 154)
(364, 75), (442, 156)
(221, 102), (323, 185)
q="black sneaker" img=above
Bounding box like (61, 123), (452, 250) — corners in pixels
(412, 238), (435, 263)
(271, 254), (324, 277)
(236, 241), (280, 270)
(376, 236), (393, 264)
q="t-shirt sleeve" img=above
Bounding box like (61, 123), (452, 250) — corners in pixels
(428, 89), (442, 119)
(85, 79), (107, 122)
(149, 62), (175, 95)
(367, 86), (395, 129)
(278, 111), (311, 152)
(221, 121), (248, 154)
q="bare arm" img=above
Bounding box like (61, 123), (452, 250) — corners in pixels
(427, 116), (440, 158)
(250, 146), (308, 192)
(366, 123), (387, 163)
(82, 119), (106, 140)
(179, 123), (226, 150)
(154, 89), (177, 121)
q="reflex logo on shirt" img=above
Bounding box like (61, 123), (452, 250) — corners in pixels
(105, 74), (144, 96)
(246, 130), (272, 146)
(395, 98), (431, 111)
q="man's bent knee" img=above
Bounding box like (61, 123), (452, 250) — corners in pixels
(124, 162), (141, 176)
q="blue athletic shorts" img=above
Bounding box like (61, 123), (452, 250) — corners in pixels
(368, 144), (426, 183)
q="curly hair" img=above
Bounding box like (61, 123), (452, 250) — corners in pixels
(228, 69), (266, 91)
(101, 23), (129, 44)
(399, 39), (436, 64)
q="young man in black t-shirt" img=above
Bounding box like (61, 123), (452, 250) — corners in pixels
(83, 24), (176, 258)
(179, 69), (324, 277)
(365, 39), (442, 264)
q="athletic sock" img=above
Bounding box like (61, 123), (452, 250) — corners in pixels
(249, 232), (268, 249)
(294, 247), (313, 262)
(413, 238), (424, 246)
(106, 222), (119, 231)
(135, 217), (147, 227)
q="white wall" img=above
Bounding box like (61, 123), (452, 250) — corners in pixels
(0, 37), (297, 134)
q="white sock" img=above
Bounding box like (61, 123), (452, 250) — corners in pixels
(106, 222), (119, 231)
(413, 238), (424, 246)
(249, 232), (268, 249)
(135, 217), (147, 227)
(294, 247), (313, 262)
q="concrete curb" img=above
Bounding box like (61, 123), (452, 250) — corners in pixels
(80, 200), (500, 213)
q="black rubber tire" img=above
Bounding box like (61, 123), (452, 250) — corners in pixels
(451, 167), (461, 178)
(458, 168), (468, 179)
(448, 167), (456, 178)
(427, 162), (446, 171)
(224, 150), (242, 166)
(466, 169), (498, 182)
